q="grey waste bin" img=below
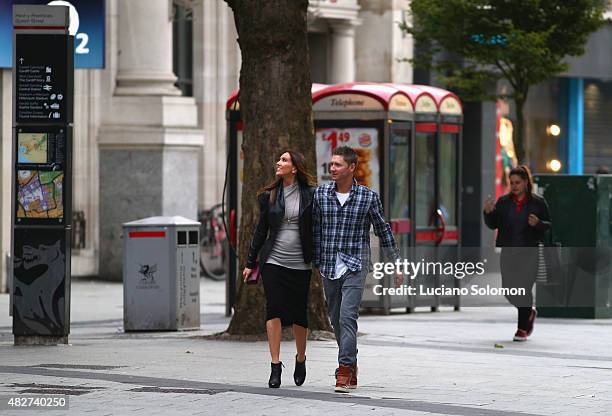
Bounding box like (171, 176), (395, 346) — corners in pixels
(123, 216), (201, 331)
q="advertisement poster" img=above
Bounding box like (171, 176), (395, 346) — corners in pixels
(316, 127), (380, 194)
(495, 100), (517, 200)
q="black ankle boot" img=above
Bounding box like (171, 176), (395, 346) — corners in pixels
(269, 362), (283, 388)
(294, 355), (306, 386)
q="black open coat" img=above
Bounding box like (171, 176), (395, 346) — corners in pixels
(246, 183), (315, 269)
(483, 193), (552, 247)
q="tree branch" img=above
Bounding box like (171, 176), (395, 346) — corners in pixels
(494, 59), (518, 90)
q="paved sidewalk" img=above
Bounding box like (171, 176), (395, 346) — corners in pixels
(0, 278), (611, 415)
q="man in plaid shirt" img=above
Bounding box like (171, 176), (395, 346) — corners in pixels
(313, 146), (401, 393)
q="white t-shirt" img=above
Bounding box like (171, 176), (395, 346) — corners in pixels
(335, 192), (350, 278)
(336, 191), (350, 206)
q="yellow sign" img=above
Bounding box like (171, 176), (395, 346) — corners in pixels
(415, 95), (436, 113)
(440, 97), (462, 115)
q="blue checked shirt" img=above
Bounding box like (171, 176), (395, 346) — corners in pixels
(313, 180), (400, 280)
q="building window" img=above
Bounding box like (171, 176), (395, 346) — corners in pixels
(172, 2), (193, 96)
(308, 32), (328, 84)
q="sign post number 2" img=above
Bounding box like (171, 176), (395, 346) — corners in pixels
(11, 5), (74, 345)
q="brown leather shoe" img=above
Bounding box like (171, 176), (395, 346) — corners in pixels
(349, 363), (358, 389)
(334, 364), (353, 393)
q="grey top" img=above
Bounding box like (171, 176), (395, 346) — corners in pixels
(266, 182), (310, 270)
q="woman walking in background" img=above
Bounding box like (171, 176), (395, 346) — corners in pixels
(483, 165), (551, 341)
(243, 150), (316, 388)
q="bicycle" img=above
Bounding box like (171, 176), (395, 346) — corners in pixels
(198, 203), (228, 281)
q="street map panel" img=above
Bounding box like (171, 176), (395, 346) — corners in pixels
(18, 132), (48, 164)
(16, 170), (63, 218)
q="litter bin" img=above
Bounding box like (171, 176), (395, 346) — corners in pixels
(123, 216), (201, 331)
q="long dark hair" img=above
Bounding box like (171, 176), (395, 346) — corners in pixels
(509, 165), (534, 196)
(258, 150), (317, 196)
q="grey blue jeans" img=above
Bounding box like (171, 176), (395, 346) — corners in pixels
(322, 268), (367, 366)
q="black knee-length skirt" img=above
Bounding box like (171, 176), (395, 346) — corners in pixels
(262, 263), (311, 328)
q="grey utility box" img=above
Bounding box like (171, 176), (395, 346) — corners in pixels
(123, 216), (201, 331)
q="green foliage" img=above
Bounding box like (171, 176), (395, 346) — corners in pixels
(401, 0), (605, 161)
(401, 0), (606, 102)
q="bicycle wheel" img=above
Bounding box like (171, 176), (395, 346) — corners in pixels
(201, 240), (227, 281)
(199, 207), (228, 281)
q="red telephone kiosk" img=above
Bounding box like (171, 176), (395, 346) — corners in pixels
(312, 83), (463, 313)
(393, 84), (463, 312)
(225, 83), (463, 315)
(312, 83), (413, 313)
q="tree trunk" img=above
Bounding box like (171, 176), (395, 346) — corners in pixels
(514, 95), (526, 164)
(224, 0), (331, 335)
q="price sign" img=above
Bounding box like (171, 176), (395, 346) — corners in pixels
(315, 127), (380, 193)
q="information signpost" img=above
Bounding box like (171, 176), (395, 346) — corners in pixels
(11, 5), (73, 345)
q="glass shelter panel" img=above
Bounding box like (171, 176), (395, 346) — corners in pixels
(438, 132), (458, 226)
(389, 122), (411, 256)
(415, 131), (436, 227)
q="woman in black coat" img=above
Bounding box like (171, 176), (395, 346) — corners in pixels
(242, 150), (316, 388)
(483, 165), (551, 341)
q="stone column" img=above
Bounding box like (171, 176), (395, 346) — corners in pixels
(330, 21), (356, 84)
(98, 0), (203, 281)
(193, 0), (240, 209)
(115, 0), (180, 96)
(355, 0), (413, 83)
(1, 71), (12, 292)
